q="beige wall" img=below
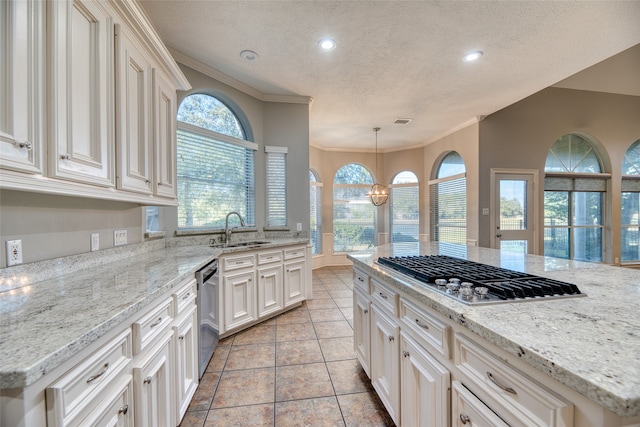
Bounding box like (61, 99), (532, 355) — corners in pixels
(478, 87), (640, 258)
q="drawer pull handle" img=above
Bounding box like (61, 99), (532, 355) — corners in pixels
(178, 335), (185, 341)
(118, 405), (129, 415)
(236, 261), (243, 264)
(143, 376), (152, 384)
(379, 293), (388, 299)
(415, 319), (429, 329)
(403, 351), (410, 358)
(358, 277), (364, 282)
(267, 256), (273, 259)
(150, 317), (162, 328)
(182, 292), (191, 300)
(487, 371), (517, 395)
(86, 363), (109, 383)
(388, 335), (394, 342)
(460, 414), (470, 424)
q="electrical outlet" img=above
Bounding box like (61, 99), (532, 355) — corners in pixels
(6, 240), (23, 266)
(296, 223), (302, 232)
(114, 230), (127, 246)
(91, 233), (100, 252)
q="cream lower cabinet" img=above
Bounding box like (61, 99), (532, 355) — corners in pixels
(173, 304), (198, 423)
(133, 329), (174, 427)
(284, 258), (306, 307)
(353, 287), (371, 377)
(370, 304), (401, 425)
(257, 263), (284, 317)
(400, 331), (450, 427)
(223, 268), (257, 331)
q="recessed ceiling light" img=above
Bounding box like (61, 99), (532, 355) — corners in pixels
(463, 50), (483, 62)
(240, 50), (259, 61)
(318, 38), (336, 51)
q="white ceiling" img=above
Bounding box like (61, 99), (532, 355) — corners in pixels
(139, 1), (640, 151)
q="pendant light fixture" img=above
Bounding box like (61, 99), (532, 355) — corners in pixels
(368, 127), (388, 206)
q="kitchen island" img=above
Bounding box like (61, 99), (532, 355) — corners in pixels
(348, 242), (640, 427)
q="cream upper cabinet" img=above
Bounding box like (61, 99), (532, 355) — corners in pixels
(0, 0), (45, 174)
(152, 70), (178, 199)
(48, 0), (115, 187)
(115, 23), (153, 194)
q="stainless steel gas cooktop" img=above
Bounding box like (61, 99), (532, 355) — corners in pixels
(376, 255), (586, 305)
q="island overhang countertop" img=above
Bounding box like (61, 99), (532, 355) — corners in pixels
(347, 242), (640, 419)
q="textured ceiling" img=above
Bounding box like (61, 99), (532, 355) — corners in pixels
(140, 1), (640, 151)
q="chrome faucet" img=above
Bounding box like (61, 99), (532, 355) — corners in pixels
(225, 211), (245, 244)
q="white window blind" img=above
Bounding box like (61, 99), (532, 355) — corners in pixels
(177, 125), (256, 229)
(430, 175), (466, 244)
(310, 170), (322, 255)
(390, 171), (419, 243)
(265, 146), (287, 227)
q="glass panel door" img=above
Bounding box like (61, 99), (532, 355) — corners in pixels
(494, 173), (535, 254)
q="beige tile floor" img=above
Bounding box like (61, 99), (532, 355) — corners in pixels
(179, 265), (395, 427)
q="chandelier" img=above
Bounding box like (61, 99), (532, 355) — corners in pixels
(368, 127), (388, 206)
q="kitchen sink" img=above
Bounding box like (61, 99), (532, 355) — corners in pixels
(214, 241), (271, 248)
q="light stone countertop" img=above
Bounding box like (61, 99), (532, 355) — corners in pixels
(0, 238), (308, 389)
(347, 242), (640, 418)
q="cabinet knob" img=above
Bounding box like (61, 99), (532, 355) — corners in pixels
(18, 141), (32, 150)
(388, 335), (394, 342)
(363, 309), (368, 314)
(403, 351), (410, 358)
(118, 405), (129, 415)
(143, 376), (152, 384)
(158, 182), (162, 186)
(61, 154), (71, 160)
(178, 335), (185, 341)
(460, 414), (470, 424)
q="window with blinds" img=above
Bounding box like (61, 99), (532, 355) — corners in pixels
(176, 124), (256, 229)
(544, 133), (606, 262)
(266, 146), (287, 227)
(621, 139), (640, 262)
(310, 170), (322, 255)
(390, 171), (419, 243)
(430, 176), (466, 244)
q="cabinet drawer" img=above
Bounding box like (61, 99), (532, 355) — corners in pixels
(371, 278), (398, 316)
(76, 375), (133, 427)
(258, 250), (283, 265)
(399, 297), (451, 359)
(222, 253), (255, 271)
(452, 381), (509, 427)
(46, 329), (132, 427)
(173, 278), (197, 316)
(455, 334), (573, 427)
(132, 298), (173, 355)
(353, 268), (370, 294)
(283, 246), (305, 260)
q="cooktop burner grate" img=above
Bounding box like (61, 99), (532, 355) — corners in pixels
(376, 255), (585, 305)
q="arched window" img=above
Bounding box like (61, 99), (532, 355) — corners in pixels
(310, 169), (322, 255)
(176, 94), (257, 230)
(621, 139), (640, 262)
(390, 171), (419, 243)
(333, 163), (376, 252)
(544, 134), (605, 262)
(430, 152), (466, 244)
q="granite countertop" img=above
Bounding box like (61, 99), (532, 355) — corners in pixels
(347, 242), (640, 418)
(0, 238), (308, 389)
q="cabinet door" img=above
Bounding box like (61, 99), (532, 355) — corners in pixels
(173, 305), (198, 424)
(78, 376), (134, 427)
(223, 269), (256, 331)
(0, 0), (45, 174)
(133, 332), (173, 427)
(452, 381), (509, 427)
(152, 70), (177, 198)
(115, 23), (153, 194)
(257, 264), (283, 317)
(353, 288), (371, 377)
(283, 259), (305, 307)
(48, 0), (115, 186)
(370, 305), (400, 425)
(400, 332), (450, 427)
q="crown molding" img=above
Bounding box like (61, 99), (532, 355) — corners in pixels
(170, 48), (312, 105)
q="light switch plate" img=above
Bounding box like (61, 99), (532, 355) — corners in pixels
(91, 233), (99, 251)
(114, 230), (127, 246)
(296, 223), (302, 232)
(482, 208), (490, 216)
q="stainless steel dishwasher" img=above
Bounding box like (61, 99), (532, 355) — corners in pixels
(195, 258), (219, 378)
